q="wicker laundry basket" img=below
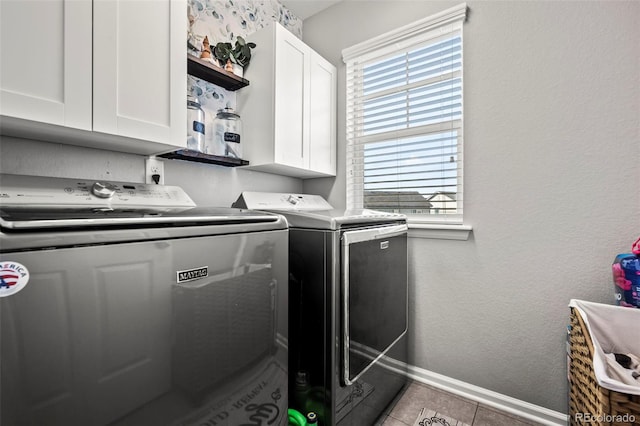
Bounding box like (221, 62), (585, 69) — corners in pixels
(569, 307), (640, 425)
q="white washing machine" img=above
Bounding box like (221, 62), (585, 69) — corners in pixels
(0, 175), (289, 426)
(234, 192), (409, 426)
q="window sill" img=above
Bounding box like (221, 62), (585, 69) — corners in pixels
(407, 222), (472, 240)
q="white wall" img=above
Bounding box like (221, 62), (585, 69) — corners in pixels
(302, 0), (640, 413)
(0, 136), (302, 207)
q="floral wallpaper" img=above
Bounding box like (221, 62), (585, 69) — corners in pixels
(187, 0), (302, 149)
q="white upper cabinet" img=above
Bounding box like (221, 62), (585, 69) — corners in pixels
(238, 22), (337, 178)
(308, 51), (337, 177)
(0, 0), (186, 155)
(0, 0), (92, 130)
(93, 0), (185, 147)
(273, 29), (308, 171)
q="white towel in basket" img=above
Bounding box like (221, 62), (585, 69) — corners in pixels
(569, 299), (640, 395)
(604, 352), (640, 387)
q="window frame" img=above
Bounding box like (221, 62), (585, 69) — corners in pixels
(342, 3), (470, 239)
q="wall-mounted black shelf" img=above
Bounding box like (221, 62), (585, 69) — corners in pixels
(187, 55), (249, 91)
(159, 149), (249, 167)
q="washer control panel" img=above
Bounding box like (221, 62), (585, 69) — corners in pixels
(91, 182), (119, 199)
(0, 174), (196, 209)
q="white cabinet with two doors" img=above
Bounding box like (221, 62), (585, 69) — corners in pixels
(238, 22), (337, 178)
(0, 0), (186, 155)
(1, 5), (336, 177)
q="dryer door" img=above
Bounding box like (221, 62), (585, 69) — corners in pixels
(341, 224), (408, 385)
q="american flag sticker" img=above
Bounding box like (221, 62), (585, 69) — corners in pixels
(0, 261), (30, 297)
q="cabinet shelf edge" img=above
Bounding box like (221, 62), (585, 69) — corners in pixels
(159, 149), (249, 167)
(187, 55), (249, 91)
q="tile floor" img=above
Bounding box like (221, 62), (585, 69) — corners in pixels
(377, 381), (543, 426)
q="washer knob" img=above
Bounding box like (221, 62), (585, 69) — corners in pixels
(91, 182), (117, 199)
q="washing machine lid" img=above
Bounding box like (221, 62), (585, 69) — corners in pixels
(233, 192), (406, 230)
(0, 175), (284, 231)
(0, 207), (284, 231)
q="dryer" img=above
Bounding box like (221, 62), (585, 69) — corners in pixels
(233, 192), (409, 426)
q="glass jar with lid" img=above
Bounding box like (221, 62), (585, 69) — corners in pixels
(187, 95), (205, 152)
(213, 107), (242, 158)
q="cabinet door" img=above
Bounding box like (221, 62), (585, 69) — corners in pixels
(93, 0), (186, 148)
(1, 243), (172, 426)
(274, 25), (309, 169)
(308, 52), (337, 176)
(0, 0), (92, 130)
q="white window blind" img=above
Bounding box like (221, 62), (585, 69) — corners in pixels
(343, 4), (467, 223)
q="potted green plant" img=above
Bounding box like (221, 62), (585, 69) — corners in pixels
(213, 41), (233, 69)
(214, 36), (256, 78)
(231, 36), (256, 75)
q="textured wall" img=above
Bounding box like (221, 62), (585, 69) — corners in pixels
(302, 0), (640, 413)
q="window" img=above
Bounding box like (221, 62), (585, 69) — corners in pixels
(342, 4), (467, 224)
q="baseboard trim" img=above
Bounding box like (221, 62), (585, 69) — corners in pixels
(405, 364), (568, 425)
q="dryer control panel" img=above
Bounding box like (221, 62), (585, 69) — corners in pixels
(233, 191), (333, 211)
